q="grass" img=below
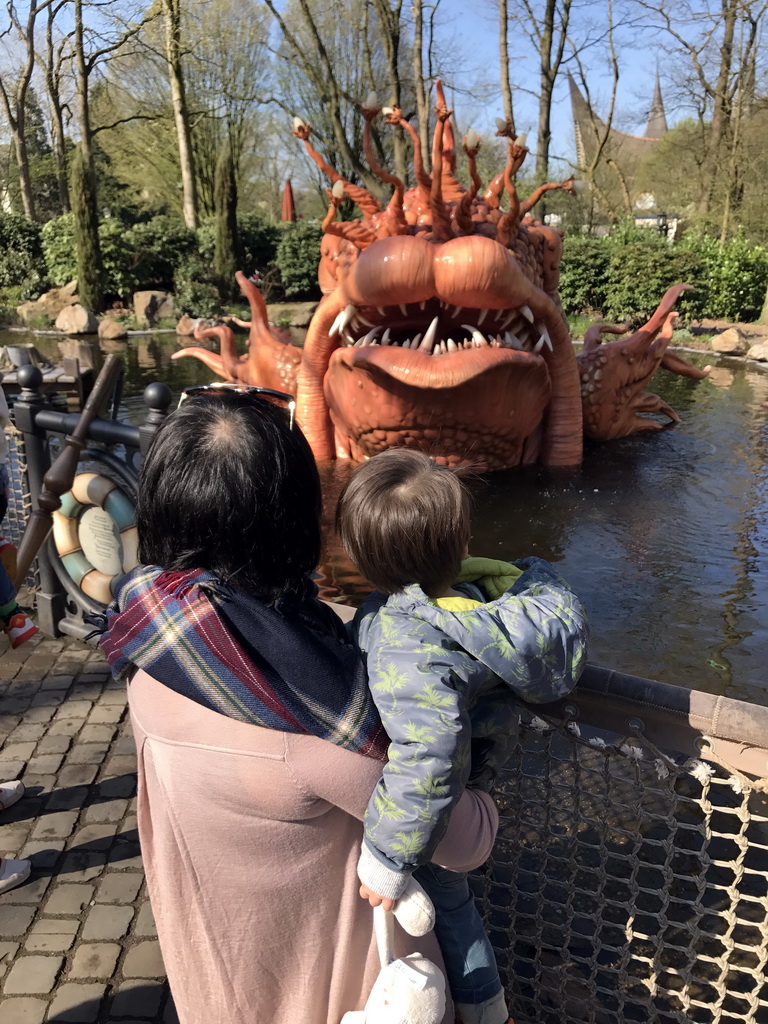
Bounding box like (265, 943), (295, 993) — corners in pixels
(567, 314), (595, 340)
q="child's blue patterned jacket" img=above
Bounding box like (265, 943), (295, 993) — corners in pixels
(354, 555), (590, 900)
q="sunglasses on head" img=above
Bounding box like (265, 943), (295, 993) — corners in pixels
(177, 383), (296, 430)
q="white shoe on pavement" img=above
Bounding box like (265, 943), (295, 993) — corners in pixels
(0, 857), (31, 895)
(0, 780), (24, 812)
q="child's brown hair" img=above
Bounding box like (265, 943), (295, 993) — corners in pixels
(336, 449), (471, 596)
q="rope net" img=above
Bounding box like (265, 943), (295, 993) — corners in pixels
(475, 710), (768, 1024)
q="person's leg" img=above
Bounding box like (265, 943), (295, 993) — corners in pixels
(414, 862), (509, 1024)
(0, 781), (31, 894)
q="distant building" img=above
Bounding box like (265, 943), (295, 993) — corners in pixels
(568, 72), (678, 233)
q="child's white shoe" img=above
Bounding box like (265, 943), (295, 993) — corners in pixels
(392, 876), (435, 937)
(0, 857), (31, 895)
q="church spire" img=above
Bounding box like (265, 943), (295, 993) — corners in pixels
(645, 72), (668, 138)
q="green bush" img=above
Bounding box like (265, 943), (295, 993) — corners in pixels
(124, 218), (198, 291)
(275, 220), (323, 300)
(0, 213), (46, 300)
(678, 231), (768, 322)
(559, 237), (610, 316)
(238, 213), (280, 276)
(603, 243), (705, 322)
(174, 255), (221, 317)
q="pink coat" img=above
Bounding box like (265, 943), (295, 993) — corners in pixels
(129, 669), (499, 1024)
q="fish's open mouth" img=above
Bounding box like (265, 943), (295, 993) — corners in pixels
(329, 299), (553, 357)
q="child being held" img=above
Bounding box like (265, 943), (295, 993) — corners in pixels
(337, 449), (590, 1024)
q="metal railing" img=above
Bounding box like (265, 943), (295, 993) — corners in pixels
(5, 363), (171, 639)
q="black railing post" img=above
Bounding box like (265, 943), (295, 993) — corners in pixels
(139, 382), (173, 454)
(12, 365), (66, 636)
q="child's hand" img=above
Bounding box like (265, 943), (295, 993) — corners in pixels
(359, 884), (395, 911)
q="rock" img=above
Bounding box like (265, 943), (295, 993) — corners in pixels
(710, 327), (748, 356)
(55, 304), (98, 335)
(98, 318), (129, 340)
(289, 302), (317, 328)
(747, 342), (768, 362)
(176, 314), (199, 336)
(133, 290), (175, 327)
(17, 283), (81, 327)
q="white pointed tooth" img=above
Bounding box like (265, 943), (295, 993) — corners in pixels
(520, 304), (534, 323)
(496, 117), (507, 132)
(536, 324), (553, 351)
(462, 324), (488, 348)
(362, 326), (383, 345)
(377, 306), (386, 316)
(412, 333), (423, 349)
(419, 300), (426, 311)
(402, 338), (412, 349)
(340, 304), (356, 332)
(477, 308), (488, 325)
(342, 330), (356, 346)
(497, 310), (516, 331)
(399, 303), (408, 316)
(446, 338), (458, 353)
(422, 316), (440, 351)
(439, 340), (447, 355)
(451, 305), (463, 319)
(293, 116), (306, 130)
(380, 328), (391, 345)
(491, 338), (500, 348)
(533, 337), (546, 354)
(329, 309), (346, 337)
(356, 312), (375, 328)
(505, 332), (524, 350)
(331, 179), (345, 200)
(354, 337), (365, 347)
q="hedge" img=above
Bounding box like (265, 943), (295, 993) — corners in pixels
(0, 213), (46, 300)
(559, 228), (768, 324)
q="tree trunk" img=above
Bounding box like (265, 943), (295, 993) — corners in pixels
(698, 0), (736, 216)
(48, 93), (69, 213)
(412, 0), (431, 173)
(72, 0), (104, 311)
(498, 0), (515, 132)
(13, 107), (36, 220)
(70, 144), (104, 311)
(163, 0), (198, 229)
(214, 142), (239, 303)
(372, 0), (405, 182)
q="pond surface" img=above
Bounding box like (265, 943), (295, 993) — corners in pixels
(3, 328), (768, 706)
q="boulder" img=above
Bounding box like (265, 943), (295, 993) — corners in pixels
(710, 327), (748, 356)
(55, 303), (98, 335)
(98, 318), (129, 340)
(176, 314), (200, 336)
(133, 290), (175, 327)
(747, 342), (768, 362)
(289, 302), (318, 328)
(17, 282), (81, 327)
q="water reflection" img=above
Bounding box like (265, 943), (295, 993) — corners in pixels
(3, 331), (767, 704)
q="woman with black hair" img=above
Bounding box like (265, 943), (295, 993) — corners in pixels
(100, 385), (498, 1024)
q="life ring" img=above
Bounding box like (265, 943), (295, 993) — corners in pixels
(52, 472), (138, 606)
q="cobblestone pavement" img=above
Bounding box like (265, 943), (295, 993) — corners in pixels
(0, 627), (177, 1024)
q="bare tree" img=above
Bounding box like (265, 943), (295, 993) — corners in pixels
(504, 0), (573, 178)
(40, 0), (72, 213)
(635, 0), (768, 218)
(0, 0), (56, 219)
(161, 0), (197, 229)
(498, 0), (515, 133)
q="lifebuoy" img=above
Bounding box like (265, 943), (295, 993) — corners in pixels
(52, 472), (138, 605)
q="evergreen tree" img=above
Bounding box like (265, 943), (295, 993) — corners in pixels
(213, 141), (239, 302)
(70, 143), (105, 311)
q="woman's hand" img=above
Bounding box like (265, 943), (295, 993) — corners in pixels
(359, 884), (394, 911)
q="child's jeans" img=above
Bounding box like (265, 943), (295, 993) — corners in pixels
(0, 465), (15, 609)
(414, 862), (508, 1024)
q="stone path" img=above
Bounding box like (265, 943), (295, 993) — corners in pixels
(0, 628), (176, 1024)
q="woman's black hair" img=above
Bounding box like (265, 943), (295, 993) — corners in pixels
(137, 392), (321, 601)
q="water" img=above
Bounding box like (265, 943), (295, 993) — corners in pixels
(4, 329), (768, 705)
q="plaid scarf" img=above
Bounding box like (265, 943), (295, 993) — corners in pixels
(101, 566), (388, 761)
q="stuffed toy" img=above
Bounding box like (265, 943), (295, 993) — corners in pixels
(340, 879), (445, 1024)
